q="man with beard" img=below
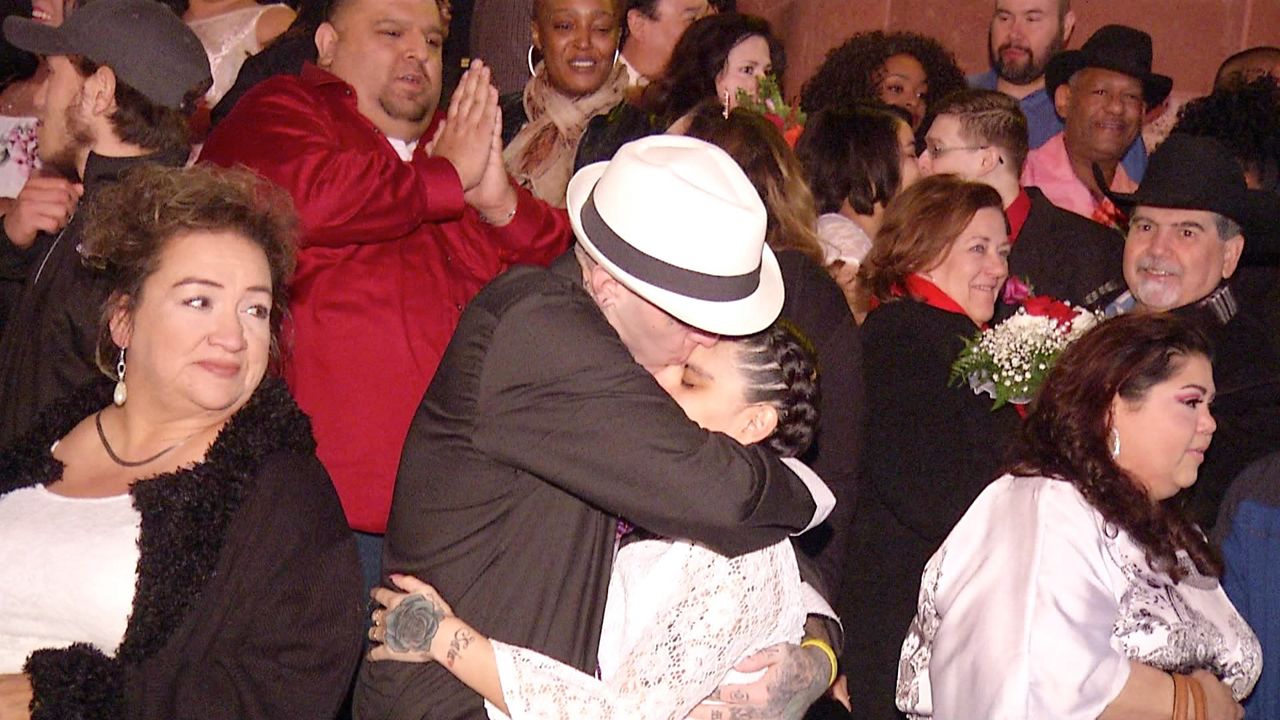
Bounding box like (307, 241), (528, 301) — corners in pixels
(970, 0), (1147, 180)
(0, 0), (210, 447)
(1106, 134), (1280, 530)
(199, 0), (572, 589)
(1020, 25), (1169, 224)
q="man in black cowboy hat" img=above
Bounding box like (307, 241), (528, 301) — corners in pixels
(1107, 133), (1280, 529)
(1021, 24), (1171, 225)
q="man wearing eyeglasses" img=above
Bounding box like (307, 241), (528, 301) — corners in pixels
(920, 88), (1124, 314)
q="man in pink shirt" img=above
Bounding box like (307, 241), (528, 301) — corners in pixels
(1021, 25), (1171, 227)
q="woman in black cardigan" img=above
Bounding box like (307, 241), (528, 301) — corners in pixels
(841, 175), (1020, 719)
(0, 166), (363, 719)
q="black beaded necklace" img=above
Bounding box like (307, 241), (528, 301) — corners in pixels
(94, 410), (196, 468)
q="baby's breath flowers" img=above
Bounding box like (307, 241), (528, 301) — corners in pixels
(950, 297), (1103, 410)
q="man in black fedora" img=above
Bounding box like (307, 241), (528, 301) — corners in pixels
(1021, 24), (1171, 226)
(1106, 133), (1280, 529)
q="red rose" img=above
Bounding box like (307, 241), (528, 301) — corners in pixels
(1022, 295), (1077, 326)
(763, 113), (786, 132)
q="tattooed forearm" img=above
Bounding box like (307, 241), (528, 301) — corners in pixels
(772, 646), (828, 720)
(445, 627), (474, 667)
(384, 595), (444, 653)
(708, 645), (829, 720)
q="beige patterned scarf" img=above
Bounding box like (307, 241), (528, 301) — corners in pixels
(503, 61), (629, 207)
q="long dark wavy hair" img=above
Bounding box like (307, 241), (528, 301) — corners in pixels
(798, 30), (966, 122)
(640, 12), (784, 125)
(1010, 313), (1221, 582)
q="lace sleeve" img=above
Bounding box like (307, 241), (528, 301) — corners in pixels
(491, 541), (806, 720)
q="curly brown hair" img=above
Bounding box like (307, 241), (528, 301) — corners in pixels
(854, 174), (1004, 313)
(1011, 313), (1221, 582)
(799, 30), (966, 128)
(80, 164), (299, 376)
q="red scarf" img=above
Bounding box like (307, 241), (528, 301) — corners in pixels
(1006, 188), (1032, 245)
(903, 273), (973, 320)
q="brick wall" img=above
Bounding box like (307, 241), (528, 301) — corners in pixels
(741, 0), (1280, 102)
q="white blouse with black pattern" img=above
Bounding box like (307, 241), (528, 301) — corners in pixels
(897, 474), (1261, 720)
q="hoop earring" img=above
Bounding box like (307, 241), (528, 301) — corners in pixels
(1109, 428), (1120, 459)
(113, 348), (128, 406)
(613, 47), (620, 66)
(527, 45), (538, 77)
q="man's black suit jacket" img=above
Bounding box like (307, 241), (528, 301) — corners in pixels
(355, 254), (819, 720)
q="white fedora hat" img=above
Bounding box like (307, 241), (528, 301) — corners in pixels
(566, 135), (784, 336)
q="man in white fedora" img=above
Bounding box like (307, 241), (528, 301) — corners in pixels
(355, 135), (834, 719)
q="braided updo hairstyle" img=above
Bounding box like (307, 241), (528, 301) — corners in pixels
(734, 323), (820, 459)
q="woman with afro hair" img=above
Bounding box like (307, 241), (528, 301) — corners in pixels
(800, 31), (966, 134)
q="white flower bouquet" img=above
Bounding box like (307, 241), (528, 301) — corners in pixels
(950, 296), (1103, 410)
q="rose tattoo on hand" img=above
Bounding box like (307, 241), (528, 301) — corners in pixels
(384, 594), (445, 653)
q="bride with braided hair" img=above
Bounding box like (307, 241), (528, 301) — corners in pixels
(367, 323), (835, 720)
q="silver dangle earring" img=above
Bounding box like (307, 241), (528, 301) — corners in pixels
(113, 348), (128, 406)
(1109, 428), (1120, 459)
(612, 48), (620, 66)
(527, 45), (538, 77)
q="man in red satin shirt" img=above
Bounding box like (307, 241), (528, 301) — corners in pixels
(199, 0), (572, 584)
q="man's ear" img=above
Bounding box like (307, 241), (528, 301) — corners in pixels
(976, 146), (1003, 178)
(84, 65), (118, 118)
(1221, 233), (1245, 279)
(625, 8), (647, 44)
(586, 262), (622, 308)
(315, 22), (339, 67)
(1061, 10), (1077, 46)
(108, 295), (133, 350)
(1053, 82), (1072, 118)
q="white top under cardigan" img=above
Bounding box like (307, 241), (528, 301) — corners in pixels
(0, 485), (140, 672)
(486, 458), (837, 720)
(897, 474), (1261, 719)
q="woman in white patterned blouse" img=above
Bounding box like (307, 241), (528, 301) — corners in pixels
(897, 313), (1260, 720)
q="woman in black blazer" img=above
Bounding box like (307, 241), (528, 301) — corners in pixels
(842, 175), (1021, 720)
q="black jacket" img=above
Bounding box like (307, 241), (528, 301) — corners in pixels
(1174, 284), (1280, 530)
(0, 149), (189, 449)
(354, 254), (819, 720)
(1002, 186), (1125, 315)
(776, 250), (864, 602)
(841, 299), (1020, 720)
(2, 378), (365, 720)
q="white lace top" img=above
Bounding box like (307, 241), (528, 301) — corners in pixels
(897, 474), (1261, 719)
(0, 485), (140, 672)
(487, 458), (835, 720)
(188, 4), (290, 106)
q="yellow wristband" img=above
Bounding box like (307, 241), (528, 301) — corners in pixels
(800, 638), (838, 688)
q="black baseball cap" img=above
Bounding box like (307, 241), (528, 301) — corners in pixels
(3, 0), (211, 109)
